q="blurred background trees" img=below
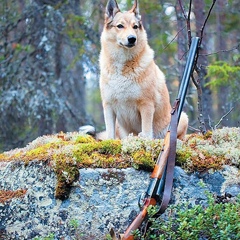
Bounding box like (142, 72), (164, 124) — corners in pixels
(0, 0), (239, 151)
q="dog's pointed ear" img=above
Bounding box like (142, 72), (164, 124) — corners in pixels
(130, 0), (141, 20)
(105, 0), (120, 20)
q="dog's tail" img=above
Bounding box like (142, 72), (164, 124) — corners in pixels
(79, 125), (107, 140)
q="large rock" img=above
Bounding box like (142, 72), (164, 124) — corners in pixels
(0, 161), (239, 239)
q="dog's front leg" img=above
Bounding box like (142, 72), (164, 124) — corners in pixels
(139, 104), (154, 139)
(103, 104), (116, 139)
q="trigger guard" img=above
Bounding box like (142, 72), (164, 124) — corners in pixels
(138, 193), (145, 209)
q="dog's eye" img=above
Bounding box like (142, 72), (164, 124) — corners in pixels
(133, 25), (139, 29)
(117, 24), (124, 29)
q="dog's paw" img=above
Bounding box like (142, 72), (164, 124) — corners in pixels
(138, 132), (153, 139)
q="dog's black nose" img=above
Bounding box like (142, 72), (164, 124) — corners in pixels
(128, 35), (136, 44)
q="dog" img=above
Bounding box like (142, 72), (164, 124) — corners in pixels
(99, 0), (188, 140)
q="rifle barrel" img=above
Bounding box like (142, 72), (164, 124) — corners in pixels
(177, 37), (199, 121)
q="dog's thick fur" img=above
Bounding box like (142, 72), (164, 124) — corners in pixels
(99, 0), (188, 140)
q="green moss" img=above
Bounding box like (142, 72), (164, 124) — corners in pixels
(72, 139), (122, 168)
(73, 143), (99, 157)
(189, 150), (225, 172)
(132, 150), (155, 171)
(91, 153), (116, 168)
(0, 153), (5, 161)
(203, 130), (213, 139)
(53, 156), (79, 200)
(74, 152), (94, 166)
(176, 145), (193, 167)
(74, 134), (96, 144)
(25, 146), (49, 163)
(73, 143), (99, 165)
(98, 139), (122, 155)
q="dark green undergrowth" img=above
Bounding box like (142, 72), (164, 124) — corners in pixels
(132, 192), (240, 240)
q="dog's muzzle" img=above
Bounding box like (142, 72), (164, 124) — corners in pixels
(119, 35), (137, 48)
(126, 35), (136, 48)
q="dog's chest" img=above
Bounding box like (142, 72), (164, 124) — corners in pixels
(104, 75), (141, 103)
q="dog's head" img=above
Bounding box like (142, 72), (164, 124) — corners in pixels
(104, 0), (143, 49)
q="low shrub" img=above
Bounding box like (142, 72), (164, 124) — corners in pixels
(133, 192), (240, 240)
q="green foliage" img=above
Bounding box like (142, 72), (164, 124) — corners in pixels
(33, 233), (55, 240)
(68, 218), (87, 239)
(140, 193), (240, 240)
(86, 88), (103, 130)
(105, 233), (113, 240)
(206, 60), (240, 87)
(139, 0), (162, 13)
(69, 219), (79, 230)
(65, 14), (86, 43)
(64, 14), (87, 69)
(206, 60), (240, 100)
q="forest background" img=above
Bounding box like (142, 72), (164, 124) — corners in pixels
(0, 0), (239, 152)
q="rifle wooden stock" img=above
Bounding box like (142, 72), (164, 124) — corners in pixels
(121, 132), (171, 240)
(122, 198), (157, 240)
(151, 131), (170, 179)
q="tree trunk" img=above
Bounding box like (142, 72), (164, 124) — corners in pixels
(193, 0), (213, 130)
(175, 2), (188, 80)
(216, 0), (230, 126)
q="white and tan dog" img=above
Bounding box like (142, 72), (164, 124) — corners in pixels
(99, 0), (188, 140)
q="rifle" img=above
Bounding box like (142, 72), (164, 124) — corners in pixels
(120, 37), (200, 240)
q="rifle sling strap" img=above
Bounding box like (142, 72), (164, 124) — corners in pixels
(158, 99), (179, 214)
